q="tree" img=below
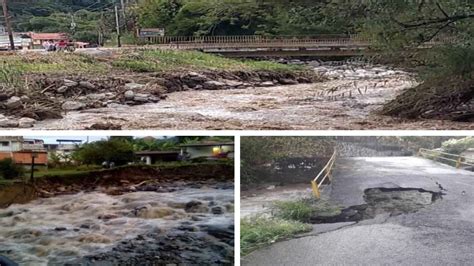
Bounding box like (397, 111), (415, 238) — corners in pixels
(73, 138), (135, 166)
(0, 158), (24, 180)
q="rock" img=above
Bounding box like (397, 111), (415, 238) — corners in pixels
(87, 93), (107, 101)
(279, 78), (299, 85)
(62, 101), (85, 111)
(54, 227), (67, 231)
(57, 86), (69, 93)
(267, 185), (276, 190)
(125, 83), (145, 90)
(64, 79), (78, 87)
(18, 117), (36, 128)
(124, 90), (134, 100)
(203, 80), (226, 90)
(107, 103), (128, 108)
(87, 123), (122, 130)
(211, 206), (225, 215)
(133, 93), (150, 102)
(79, 81), (96, 90)
(185, 201), (209, 213)
(144, 83), (167, 96)
(259, 81), (274, 87)
(20, 95), (30, 102)
(297, 77), (312, 83)
(224, 80), (244, 87)
(0, 118), (18, 128)
(5, 96), (22, 109)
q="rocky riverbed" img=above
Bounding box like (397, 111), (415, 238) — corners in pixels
(32, 61), (472, 130)
(0, 184), (234, 265)
(0, 68), (315, 129)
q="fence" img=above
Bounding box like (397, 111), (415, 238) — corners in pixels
(419, 148), (474, 169)
(311, 149), (337, 199)
(138, 34), (372, 49)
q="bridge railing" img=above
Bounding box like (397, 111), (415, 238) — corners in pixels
(311, 149), (337, 199)
(138, 34), (372, 48)
(419, 148), (474, 169)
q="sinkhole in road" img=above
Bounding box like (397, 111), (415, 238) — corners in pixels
(311, 188), (443, 224)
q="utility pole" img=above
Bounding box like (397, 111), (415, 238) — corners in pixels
(30, 153), (37, 183)
(120, 0), (126, 18)
(1, 0), (14, 50)
(114, 5), (121, 48)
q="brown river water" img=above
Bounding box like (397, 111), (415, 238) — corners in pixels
(34, 63), (472, 130)
(0, 188), (234, 265)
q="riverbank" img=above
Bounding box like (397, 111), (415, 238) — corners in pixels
(0, 50), (319, 129)
(34, 61), (472, 130)
(0, 161), (234, 265)
(0, 161), (234, 206)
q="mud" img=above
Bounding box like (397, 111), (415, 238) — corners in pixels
(310, 188), (442, 224)
(0, 183), (37, 209)
(33, 64), (473, 130)
(0, 186), (234, 265)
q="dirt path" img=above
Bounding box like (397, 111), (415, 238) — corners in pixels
(34, 64), (473, 130)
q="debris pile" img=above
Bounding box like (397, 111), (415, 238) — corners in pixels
(380, 74), (473, 122)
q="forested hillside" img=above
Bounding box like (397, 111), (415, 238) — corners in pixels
(3, 0), (116, 42)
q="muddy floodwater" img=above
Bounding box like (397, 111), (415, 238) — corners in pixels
(0, 188), (234, 265)
(35, 63), (472, 130)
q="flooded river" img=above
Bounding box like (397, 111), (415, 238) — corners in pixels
(0, 188), (234, 265)
(34, 63), (471, 130)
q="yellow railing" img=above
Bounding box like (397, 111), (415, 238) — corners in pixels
(311, 149), (337, 199)
(419, 148), (474, 169)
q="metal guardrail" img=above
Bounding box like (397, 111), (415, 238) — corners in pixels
(419, 148), (474, 168)
(139, 35), (372, 50)
(311, 149), (337, 199)
(138, 35), (456, 50)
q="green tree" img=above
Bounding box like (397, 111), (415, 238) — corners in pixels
(0, 158), (24, 180)
(73, 138), (135, 166)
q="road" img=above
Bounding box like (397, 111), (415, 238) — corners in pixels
(242, 157), (474, 265)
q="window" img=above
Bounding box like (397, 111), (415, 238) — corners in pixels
(0, 142), (9, 147)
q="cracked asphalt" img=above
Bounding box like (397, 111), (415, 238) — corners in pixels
(242, 157), (474, 265)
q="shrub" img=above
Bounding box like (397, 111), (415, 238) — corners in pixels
(442, 137), (474, 155)
(0, 158), (24, 180)
(272, 198), (342, 223)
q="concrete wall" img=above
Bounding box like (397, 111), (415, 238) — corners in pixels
(0, 141), (22, 152)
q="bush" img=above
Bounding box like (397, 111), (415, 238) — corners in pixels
(442, 137), (474, 155)
(241, 217), (312, 256)
(0, 158), (24, 180)
(73, 138), (135, 166)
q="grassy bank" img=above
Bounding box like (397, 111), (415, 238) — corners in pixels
(0, 49), (305, 86)
(112, 50), (305, 73)
(241, 198), (343, 256)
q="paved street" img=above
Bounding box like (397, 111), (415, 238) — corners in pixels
(243, 157), (474, 265)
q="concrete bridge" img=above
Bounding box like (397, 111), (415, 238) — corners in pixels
(139, 35), (451, 57)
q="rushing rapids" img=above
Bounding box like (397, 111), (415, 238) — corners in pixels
(0, 187), (234, 265)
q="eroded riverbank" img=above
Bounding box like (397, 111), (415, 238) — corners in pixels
(34, 63), (472, 130)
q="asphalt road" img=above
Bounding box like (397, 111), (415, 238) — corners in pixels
(242, 157), (474, 265)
